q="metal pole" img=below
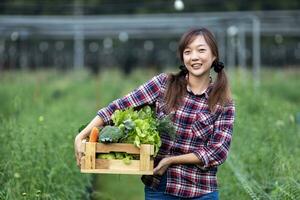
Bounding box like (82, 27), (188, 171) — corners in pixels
(252, 17), (261, 88)
(0, 39), (5, 71)
(218, 30), (226, 63)
(20, 33), (28, 70)
(238, 24), (246, 70)
(73, 0), (84, 69)
(227, 26), (237, 69)
(74, 25), (84, 69)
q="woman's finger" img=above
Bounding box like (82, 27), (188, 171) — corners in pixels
(154, 167), (164, 175)
(76, 152), (82, 167)
(153, 163), (162, 174)
(76, 154), (80, 167)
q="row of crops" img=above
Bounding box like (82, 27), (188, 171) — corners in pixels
(0, 68), (299, 199)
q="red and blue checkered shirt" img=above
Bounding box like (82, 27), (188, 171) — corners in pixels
(97, 73), (235, 198)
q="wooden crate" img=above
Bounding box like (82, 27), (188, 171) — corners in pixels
(80, 142), (154, 175)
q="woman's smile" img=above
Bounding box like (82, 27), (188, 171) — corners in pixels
(191, 63), (203, 69)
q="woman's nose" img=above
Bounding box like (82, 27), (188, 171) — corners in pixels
(191, 51), (199, 61)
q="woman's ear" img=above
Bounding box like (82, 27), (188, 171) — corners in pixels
(211, 57), (217, 68)
(213, 56), (217, 63)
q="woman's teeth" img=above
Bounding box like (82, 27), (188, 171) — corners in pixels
(192, 64), (202, 68)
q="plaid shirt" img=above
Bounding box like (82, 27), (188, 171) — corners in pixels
(97, 73), (235, 198)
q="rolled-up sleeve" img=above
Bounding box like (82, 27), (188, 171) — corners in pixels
(97, 73), (167, 124)
(193, 101), (235, 168)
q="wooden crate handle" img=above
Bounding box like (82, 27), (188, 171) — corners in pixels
(84, 142), (96, 169)
(140, 144), (151, 171)
(96, 143), (140, 154)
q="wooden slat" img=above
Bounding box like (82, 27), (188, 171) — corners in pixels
(81, 169), (153, 175)
(81, 159), (153, 175)
(95, 143), (154, 155)
(96, 159), (139, 171)
(80, 142), (154, 174)
(150, 145), (154, 155)
(96, 143), (140, 154)
(140, 144), (151, 171)
(84, 142), (96, 169)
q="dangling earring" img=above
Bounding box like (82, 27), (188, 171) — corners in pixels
(209, 69), (213, 82)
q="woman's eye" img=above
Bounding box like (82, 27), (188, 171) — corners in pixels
(198, 49), (206, 52)
(184, 51), (190, 54)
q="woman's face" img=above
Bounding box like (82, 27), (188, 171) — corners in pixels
(183, 35), (216, 79)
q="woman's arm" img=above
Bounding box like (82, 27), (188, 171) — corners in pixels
(74, 73), (168, 167)
(193, 102), (235, 169)
(154, 101), (235, 175)
(75, 115), (104, 141)
(97, 73), (167, 125)
(153, 153), (203, 175)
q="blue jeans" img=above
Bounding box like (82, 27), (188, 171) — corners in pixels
(144, 173), (219, 200)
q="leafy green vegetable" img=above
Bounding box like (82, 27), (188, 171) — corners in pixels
(97, 106), (176, 157)
(97, 153), (116, 159)
(99, 126), (123, 143)
(114, 152), (125, 159)
(122, 154), (133, 165)
(110, 105), (175, 157)
(111, 108), (139, 126)
(96, 152), (135, 165)
(157, 115), (176, 140)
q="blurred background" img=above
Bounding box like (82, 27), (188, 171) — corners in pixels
(0, 1), (299, 200)
(1, 0), (300, 74)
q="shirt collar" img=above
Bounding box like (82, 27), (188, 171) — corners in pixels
(186, 74), (213, 99)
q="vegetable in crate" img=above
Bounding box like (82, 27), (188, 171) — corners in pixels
(99, 105), (176, 156)
(89, 127), (99, 142)
(97, 152), (134, 165)
(99, 126), (123, 143)
(111, 106), (161, 155)
(97, 153), (115, 159)
(157, 115), (176, 140)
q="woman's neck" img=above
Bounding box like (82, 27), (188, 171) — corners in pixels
(187, 73), (210, 95)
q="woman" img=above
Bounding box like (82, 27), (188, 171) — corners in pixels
(74, 28), (235, 200)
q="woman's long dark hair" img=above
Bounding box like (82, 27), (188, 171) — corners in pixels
(164, 28), (232, 113)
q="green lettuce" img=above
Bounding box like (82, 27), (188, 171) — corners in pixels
(109, 105), (175, 157)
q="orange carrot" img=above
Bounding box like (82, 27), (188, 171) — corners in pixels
(89, 127), (99, 142)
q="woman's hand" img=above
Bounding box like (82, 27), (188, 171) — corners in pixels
(74, 135), (84, 168)
(153, 157), (173, 175)
(74, 116), (105, 168)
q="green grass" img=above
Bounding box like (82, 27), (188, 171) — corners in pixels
(0, 68), (299, 200)
(0, 70), (94, 199)
(218, 68), (300, 200)
(91, 175), (144, 200)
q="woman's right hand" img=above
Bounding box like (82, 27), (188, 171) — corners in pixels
(74, 135), (84, 168)
(74, 116), (105, 168)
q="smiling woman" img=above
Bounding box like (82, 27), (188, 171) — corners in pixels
(74, 27), (235, 200)
(142, 28), (234, 200)
(165, 28), (231, 113)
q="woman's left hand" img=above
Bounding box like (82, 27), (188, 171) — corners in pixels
(153, 157), (173, 175)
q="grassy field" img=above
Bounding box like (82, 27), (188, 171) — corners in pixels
(0, 68), (299, 200)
